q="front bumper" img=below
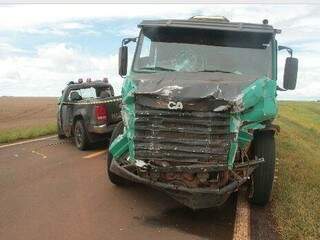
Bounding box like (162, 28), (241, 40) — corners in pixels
(110, 159), (259, 209)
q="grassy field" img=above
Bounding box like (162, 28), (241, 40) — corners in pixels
(273, 101), (320, 240)
(0, 123), (57, 143)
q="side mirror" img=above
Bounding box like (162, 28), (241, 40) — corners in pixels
(283, 57), (298, 90)
(119, 46), (128, 76)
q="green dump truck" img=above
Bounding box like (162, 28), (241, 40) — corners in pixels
(106, 16), (298, 209)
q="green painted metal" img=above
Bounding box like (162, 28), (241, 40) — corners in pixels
(241, 77), (278, 123)
(109, 75), (136, 161)
(109, 132), (129, 158)
(238, 131), (253, 148)
(226, 76), (278, 167)
(228, 141), (238, 168)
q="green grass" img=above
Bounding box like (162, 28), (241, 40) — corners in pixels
(273, 101), (320, 240)
(0, 123), (57, 144)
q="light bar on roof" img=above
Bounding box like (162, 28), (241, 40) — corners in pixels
(190, 16), (230, 22)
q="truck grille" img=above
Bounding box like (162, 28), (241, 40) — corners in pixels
(134, 95), (231, 165)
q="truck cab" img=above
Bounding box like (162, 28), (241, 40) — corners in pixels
(57, 79), (121, 150)
(107, 17), (298, 209)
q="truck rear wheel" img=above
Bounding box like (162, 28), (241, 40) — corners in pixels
(107, 122), (129, 185)
(248, 131), (276, 206)
(74, 120), (90, 150)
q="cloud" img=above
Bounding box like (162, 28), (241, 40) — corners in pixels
(8, 21), (96, 37)
(0, 43), (123, 96)
(60, 22), (91, 30)
(0, 4), (316, 30)
(0, 42), (27, 56)
(116, 26), (140, 37)
(0, 4), (319, 99)
(0, 4), (197, 30)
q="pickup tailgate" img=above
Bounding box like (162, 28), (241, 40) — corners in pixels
(105, 96), (122, 124)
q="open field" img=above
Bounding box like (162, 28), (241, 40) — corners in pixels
(273, 101), (320, 239)
(0, 97), (57, 143)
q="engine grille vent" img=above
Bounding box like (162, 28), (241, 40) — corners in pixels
(134, 96), (232, 165)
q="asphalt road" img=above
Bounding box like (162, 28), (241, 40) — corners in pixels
(0, 137), (239, 240)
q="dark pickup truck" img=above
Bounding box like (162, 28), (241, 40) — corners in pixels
(57, 80), (122, 150)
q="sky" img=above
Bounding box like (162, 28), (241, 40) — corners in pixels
(0, 4), (319, 100)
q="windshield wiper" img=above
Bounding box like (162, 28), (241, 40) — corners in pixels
(139, 66), (176, 72)
(198, 69), (235, 74)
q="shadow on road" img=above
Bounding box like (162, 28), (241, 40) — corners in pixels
(123, 184), (237, 240)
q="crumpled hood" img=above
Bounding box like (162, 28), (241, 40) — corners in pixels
(133, 72), (260, 101)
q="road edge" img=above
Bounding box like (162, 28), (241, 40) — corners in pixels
(233, 190), (251, 240)
(0, 135), (57, 149)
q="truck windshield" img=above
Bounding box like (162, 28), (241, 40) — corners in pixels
(133, 27), (273, 78)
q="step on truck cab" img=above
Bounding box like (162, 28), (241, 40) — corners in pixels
(107, 17), (298, 209)
(57, 78), (122, 150)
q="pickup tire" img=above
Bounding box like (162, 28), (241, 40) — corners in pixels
(57, 123), (66, 139)
(58, 133), (66, 139)
(248, 131), (276, 206)
(107, 122), (129, 185)
(74, 119), (90, 150)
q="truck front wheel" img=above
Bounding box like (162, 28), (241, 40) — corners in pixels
(248, 131), (276, 206)
(74, 120), (90, 150)
(107, 122), (129, 185)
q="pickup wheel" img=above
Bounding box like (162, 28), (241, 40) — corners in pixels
(58, 133), (66, 139)
(74, 120), (90, 150)
(107, 122), (129, 185)
(248, 131), (276, 206)
(57, 123), (66, 139)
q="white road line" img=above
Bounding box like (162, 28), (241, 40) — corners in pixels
(0, 135), (57, 149)
(233, 190), (251, 240)
(31, 150), (48, 159)
(83, 150), (107, 159)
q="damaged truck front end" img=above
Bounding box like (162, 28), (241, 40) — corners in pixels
(107, 17), (298, 209)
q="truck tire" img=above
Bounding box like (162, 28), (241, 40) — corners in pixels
(74, 120), (90, 150)
(107, 122), (129, 185)
(248, 131), (276, 206)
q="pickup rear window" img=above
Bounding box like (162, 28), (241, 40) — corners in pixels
(68, 86), (113, 102)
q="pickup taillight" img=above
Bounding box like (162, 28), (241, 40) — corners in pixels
(95, 105), (107, 122)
